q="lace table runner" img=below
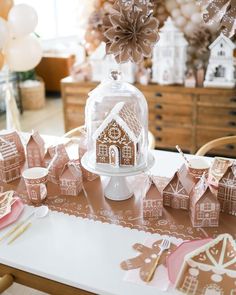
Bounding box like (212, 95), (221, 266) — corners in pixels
(1, 176), (235, 240)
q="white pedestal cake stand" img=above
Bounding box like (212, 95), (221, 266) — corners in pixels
(81, 152), (155, 201)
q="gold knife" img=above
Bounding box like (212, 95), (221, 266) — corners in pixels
(7, 222), (32, 245)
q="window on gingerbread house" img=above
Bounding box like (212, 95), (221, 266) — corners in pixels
(197, 211), (204, 219)
(202, 203), (212, 211)
(181, 276), (198, 294)
(122, 146), (132, 159)
(98, 144), (108, 156)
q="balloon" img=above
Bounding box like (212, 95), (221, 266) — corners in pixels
(191, 13), (202, 24)
(184, 22), (197, 35)
(181, 3), (197, 18)
(171, 8), (181, 19)
(0, 51), (4, 70)
(165, 0), (178, 12)
(5, 35), (42, 71)
(175, 16), (187, 28)
(0, 17), (9, 49)
(0, 0), (13, 20)
(8, 4), (38, 37)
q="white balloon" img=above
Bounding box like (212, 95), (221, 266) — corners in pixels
(165, 0), (178, 12)
(8, 4), (38, 38)
(5, 35), (42, 71)
(191, 12), (203, 24)
(0, 17), (9, 49)
(181, 3), (197, 18)
(175, 16), (187, 28)
(171, 8), (181, 19)
(184, 22), (197, 35)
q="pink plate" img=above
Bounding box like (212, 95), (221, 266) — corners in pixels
(167, 238), (212, 284)
(0, 198), (24, 230)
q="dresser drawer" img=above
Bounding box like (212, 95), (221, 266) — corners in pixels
(150, 125), (192, 150)
(198, 94), (236, 107)
(197, 106), (236, 128)
(196, 128), (236, 157)
(145, 92), (193, 105)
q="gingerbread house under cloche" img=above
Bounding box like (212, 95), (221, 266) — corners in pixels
(85, 70), (149, 170)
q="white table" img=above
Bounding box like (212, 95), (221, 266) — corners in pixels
(0, 150), (212, 295)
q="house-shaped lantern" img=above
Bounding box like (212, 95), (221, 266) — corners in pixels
(89, 42), (136, 83)
(48, 144), (69, 184)
(152, 17), (188, 85)
(204, 33), (236, 88)
(0, 138), (21, 183)
(176, 234), (236, 295)
(142, 175), (163, 219)
(26, 131), (45, 168)
(0, 130), (25, 163)
(217, 164), (236, 215)
(163, 164), (197, 210)
(190, 175), (220, 228)
(93, 102), (142, 167)
(60, 161), (83, 196)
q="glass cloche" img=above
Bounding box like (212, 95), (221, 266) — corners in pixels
(84, 70), (149, 173)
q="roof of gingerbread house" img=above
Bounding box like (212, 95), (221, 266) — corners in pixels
(163, 164), (197, 195)
(219, 164), (236, 186)
(143, 175), (162, 200)
(60, 161), (82, 180)
(93, 102), (142, 143)
(183, 234), (236, 278)
(191, 176), (218, 207)
(0, 138), (18, 160)
(27, 131), (44, 148)
(209, 33), (235, 50)
(48, 145), (70, 171)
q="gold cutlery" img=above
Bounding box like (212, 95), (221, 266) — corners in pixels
(8, 222), (32, 245)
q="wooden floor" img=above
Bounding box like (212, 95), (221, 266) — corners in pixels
(0, 98), (65, 136)
(1, 98), (64, 295)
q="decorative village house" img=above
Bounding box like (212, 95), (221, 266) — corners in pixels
(217, 164), (236, 215)
(93, 102), (142, 167)
(176, 234), (236, 295)
(89, 42), (136, 83)
(0, 138), (21, 183)
(143, 175), (163, 219)
(60, 161), (83, 196)
(26, 131), (45, 168)
(48, 144), (69, 184)
(152, 17), (188, 85)
(190, 176), (220, 228)
(0, 130), (25, 163)
(163, 165), (197, 210)
(204, 33), (236, 88)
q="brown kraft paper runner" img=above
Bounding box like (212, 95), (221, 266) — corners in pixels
(1, 175), (236, 241)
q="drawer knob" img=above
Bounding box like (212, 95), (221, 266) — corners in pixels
(156, 137), (162, 141)
(230, 97), (236, 102)
(226, 144), (235, 150)
(155, 104), (163, 109)
(229, 110), (236, 116)
(228, 121), (236, 126)
(156, 115), (162, 120)
(227, 133), (235, 136)
(155, 92), (162, 97)
(0, 274), (14, 293)
(156, 126), (162, 131)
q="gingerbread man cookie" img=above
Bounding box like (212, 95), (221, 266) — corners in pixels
(120, 240), (176, 282)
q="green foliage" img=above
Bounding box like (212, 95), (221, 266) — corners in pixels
(17, 70), (36, 82)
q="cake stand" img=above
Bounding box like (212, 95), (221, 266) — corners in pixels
(81, 152), (155, 201)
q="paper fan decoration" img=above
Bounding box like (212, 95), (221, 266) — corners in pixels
(104, 0), (160, 64)
(201, 0), (236, 38)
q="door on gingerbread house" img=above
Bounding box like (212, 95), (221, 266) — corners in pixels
(203, 284), (223, 295)
(109, 145), (120, 167)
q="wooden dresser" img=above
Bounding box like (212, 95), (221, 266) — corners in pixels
(61, 77), (236, 157)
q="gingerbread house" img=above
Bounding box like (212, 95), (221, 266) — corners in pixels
(163, 164), (197, 210)
(142, 175), (163, 219)
(217, 164), (236, 215)
(93, 102), (142, 167)
(26, 131), (45, 168)
(0, 130), (25, 163)
(48, 144), (69, 184)
(190, 176), (220, 228)
(175, 234), (236, 295)
(43, 148), (53, 168)
(60, 161), (83, 196)
(0, 138), (21, 183)
(78, 143), (98, 181)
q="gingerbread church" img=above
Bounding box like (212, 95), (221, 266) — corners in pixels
(93, 102), (142, 167)
(217, 164), (236, 215)
(176, 234), (236, 295)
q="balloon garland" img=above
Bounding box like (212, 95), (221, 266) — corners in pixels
(0, 3), (42, 72)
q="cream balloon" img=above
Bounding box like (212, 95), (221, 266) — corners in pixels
(184, 22), (197, 35)
(191, 12), (203, 24)
(8, 4), (38, 38)
(5, 35), (42, 71)
(175, 16), (187, 28)
(165, 0), (178, 12)
(0, 17), (9, 49)
(171, 8), (181, 19)
(181, 3), (197, 18)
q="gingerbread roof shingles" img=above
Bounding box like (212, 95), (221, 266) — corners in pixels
(93, 102), (142, 143)
(144, 175), (162, 200)
(61, 162), (82, 180)
(185, 234), (236, 277)
(191, 179), (218, 207)
(219, 164), (236, 186)
(0, 138), (18, 160)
